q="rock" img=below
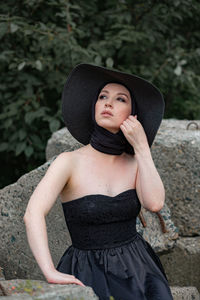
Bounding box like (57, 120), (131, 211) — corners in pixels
(0, 266), (5, 281)
(0, 279), (98, 299)
(170, 286), (200, 300)
(151, 119), (200, 236)
(0, 159), (71, 280)
(46, 128), (83, 161)
(0, 295), (32, 299)
(0, 158), (177, 280)
(0, 280), (199, 300)
(159, 236), (200, 292)
(136, 205), (178, 253)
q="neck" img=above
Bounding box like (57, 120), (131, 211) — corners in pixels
(87, 144), (126, 163)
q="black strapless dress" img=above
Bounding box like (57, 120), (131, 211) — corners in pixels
(56, 189), (173, 300)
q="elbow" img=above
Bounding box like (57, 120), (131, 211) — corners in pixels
(149, 200), (164, 212)
(23, 206), (32, 223)
(150, 204), (163, 212)
(23, 209), (38, 224)
(23, 208), (45, 224)
(23, 211), (30, 224)
(149, 188), (165, 212)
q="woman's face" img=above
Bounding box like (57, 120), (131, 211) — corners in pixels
(95, 83), (132, 133)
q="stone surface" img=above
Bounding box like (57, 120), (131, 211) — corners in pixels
(0, 279), (98, 299)
(0, 267), (5, 281)
(159, 236), (200, 292)
(0, 280), (199, 300)
(152, 119), (200, 236)
(0, 159), (177, 280)
(0, 158), (71, 281)
(171, 286), (200, 300)
(136, 205), (178, 253)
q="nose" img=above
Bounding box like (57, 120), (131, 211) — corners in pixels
(105, 102), (112, 108)
(104, 98), (113, 108)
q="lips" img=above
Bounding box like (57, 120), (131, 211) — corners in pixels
(101, 110), (113, 116)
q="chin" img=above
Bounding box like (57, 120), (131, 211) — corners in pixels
(100, 124), (119, 133)
(96, 118), (120, 133)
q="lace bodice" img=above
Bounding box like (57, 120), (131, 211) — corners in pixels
(61, 189), (141, 249)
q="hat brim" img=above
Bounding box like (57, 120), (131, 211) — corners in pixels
(62, 63), (164, 147)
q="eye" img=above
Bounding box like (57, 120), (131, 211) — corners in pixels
(99, 94), (107, 100)
(117, 97), (126, 103)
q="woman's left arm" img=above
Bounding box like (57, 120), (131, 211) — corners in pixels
(120, 115), (165, 212)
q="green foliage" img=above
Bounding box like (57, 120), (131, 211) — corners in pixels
(0, 0), (200, 188)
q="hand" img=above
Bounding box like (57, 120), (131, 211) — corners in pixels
(120, 115), (149, 153)
(45, 269), (86, 287)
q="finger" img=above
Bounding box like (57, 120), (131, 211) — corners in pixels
(120, 124), (125, 131)
(120, 124), (128, 135)
(67, 275), (85, 284)
(123, 119), (135, 127)
(72, 278), (86, 287)
(128, 115), (137, 121)
(63, 274), (86, 287)
(127, 116), (136, 124)
(122, 120), (133, 132)
(125, 118), (135, 125)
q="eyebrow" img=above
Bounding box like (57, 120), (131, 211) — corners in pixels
(101, 90), (130, 99)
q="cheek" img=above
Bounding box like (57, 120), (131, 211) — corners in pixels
(120, 106), (132, 120)
(95, 102), (100, 118)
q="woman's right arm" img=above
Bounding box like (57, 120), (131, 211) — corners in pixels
(23, 152), (85, 287)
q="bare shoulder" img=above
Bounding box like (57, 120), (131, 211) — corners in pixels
(52, 151), (74, 165)
(47, 151), (71, 173)
(46, 151), (76, 182)
(51, 146), (89, 171)
(24, 151), (77, 217)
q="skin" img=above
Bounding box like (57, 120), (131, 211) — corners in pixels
(23, 83), (165, 286)
(95, 83), (132, 133)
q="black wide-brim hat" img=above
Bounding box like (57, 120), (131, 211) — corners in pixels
(62, 63), (164, 147)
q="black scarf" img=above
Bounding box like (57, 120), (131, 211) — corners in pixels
(89, 83), (136, 155)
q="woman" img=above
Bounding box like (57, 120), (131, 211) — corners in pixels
(24, 63), (173, 300)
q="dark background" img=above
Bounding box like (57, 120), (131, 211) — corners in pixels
(0, 0), (200, 188)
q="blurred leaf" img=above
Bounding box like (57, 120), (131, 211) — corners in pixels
(10, 23), (19, 33)
(35, 60), (42, 71)
(49, 119), (60, 133)
(106, 57), (114, 68)
(174, 65), (182, 76)
(15, 142), (26, 156)
(0, 143), (8, 152)
(31, 134), (42, 145)
(0, 23), (8, 39)
(19, 129), (26, 141)
(25, 112), (35, 124)
(18, 62), (26, 71)
(25, 146), (34, 157)
(94, 55), (102, 65)
(4, 118), (12, 129)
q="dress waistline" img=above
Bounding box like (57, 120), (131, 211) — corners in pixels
(71, 232), (139, 250)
